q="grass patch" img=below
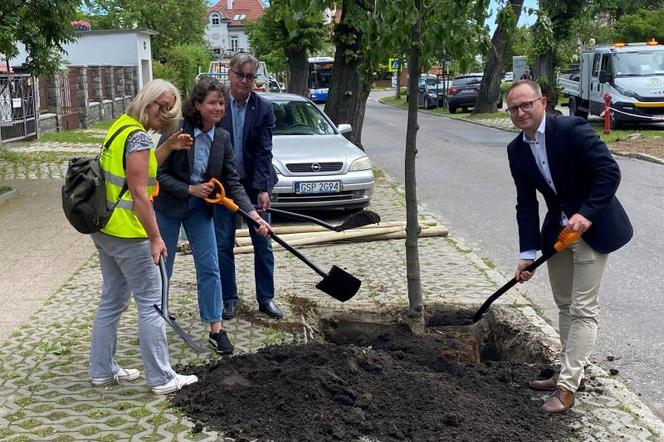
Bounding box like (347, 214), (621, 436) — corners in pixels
(38, 130), (104, 144)
(590, 122), (664, 143)
(0, 150), (73, 164)
(381, 96), (408, 108)
(0, 185), (11, 194)
(91, 120), (114, 130)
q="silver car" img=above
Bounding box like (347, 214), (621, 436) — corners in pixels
(261, 92), (374, 210)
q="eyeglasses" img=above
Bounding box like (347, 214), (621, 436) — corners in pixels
(152, 101), (173, 115)
(232, 70), (256, 82)
(505, 97), (544, 115)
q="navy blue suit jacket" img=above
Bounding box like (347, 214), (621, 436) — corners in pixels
(507, 115), (633, 255)
(222, 92), (278, 196)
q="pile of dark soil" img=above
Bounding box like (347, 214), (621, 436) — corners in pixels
(173, 324), (572, 441)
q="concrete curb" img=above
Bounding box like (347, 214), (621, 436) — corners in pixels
(610, 150), (664, 165)
(0, 188), (17, 204)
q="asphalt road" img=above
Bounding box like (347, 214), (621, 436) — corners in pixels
(361, 91), (664, 418)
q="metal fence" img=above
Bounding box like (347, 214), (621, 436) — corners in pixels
(0, 74), (37, 143)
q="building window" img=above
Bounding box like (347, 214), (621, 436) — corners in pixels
(213, 48), (221, 55)
(211, 13), (221, 25)
(230, 36), (238, 52)
(233, 14), (246, 21)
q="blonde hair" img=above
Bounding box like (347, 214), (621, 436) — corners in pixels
(126, 79), (182, 133)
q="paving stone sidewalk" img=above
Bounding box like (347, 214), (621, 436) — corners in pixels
(1, 162), (663, 440)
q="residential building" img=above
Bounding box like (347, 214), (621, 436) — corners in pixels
(205, 0), (266, 58)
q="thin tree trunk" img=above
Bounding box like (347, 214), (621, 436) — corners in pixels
(474, 1), (523, 114)
(323, 0), (370, 147)
(395, 59), (402, 100)
(405, 0), (423, 320)
(285, 46), (309, 98)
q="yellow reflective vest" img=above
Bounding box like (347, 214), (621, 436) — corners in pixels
(99, 114), (157, 238)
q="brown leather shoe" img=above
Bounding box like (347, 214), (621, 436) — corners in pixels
(542, 386), (575, 415)
(530, 371), (586, 391)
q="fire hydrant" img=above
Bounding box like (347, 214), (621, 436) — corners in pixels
(603, 93), (612, 134)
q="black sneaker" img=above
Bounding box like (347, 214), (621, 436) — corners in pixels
(209, 330), (234, 354)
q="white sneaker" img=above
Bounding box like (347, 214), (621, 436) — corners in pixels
(151, 373), (198, 395)
(91, 367), (141, 387)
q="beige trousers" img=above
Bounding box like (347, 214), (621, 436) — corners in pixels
(546, 238), (608, 392)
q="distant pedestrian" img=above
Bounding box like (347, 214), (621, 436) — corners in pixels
(154, 77), (271, 355)
(89, 79), (198, 395)
(504, 80), (633, 414)
(520, 69), (531, 80)
(213, 53), (283, 321)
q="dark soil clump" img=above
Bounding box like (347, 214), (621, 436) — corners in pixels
(173, 323), (572, 441)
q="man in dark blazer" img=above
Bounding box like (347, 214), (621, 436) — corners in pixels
(213, 53), (282, 320)
(505, 80), (632, 415)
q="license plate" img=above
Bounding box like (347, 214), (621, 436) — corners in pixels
(294, 181), (340, 194)
(459, 89), (473, 94)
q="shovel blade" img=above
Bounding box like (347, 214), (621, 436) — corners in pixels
(154, 304), (206, 353)
(315, 265), (361, 302)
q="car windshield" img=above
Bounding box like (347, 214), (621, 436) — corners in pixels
(452, 76), (482, 86)
(613, 51), (664, 76)
(272, 100), (336, 135)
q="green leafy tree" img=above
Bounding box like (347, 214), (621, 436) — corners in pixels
(532, 0), (587, 85)
(377, 0), (488, 319)
(0, 0), (78, 75)
(81, 0), (208, 61)
(613, 6), (664, 43)
(152, 43), (212, 96)
(248, 0), (327, 96)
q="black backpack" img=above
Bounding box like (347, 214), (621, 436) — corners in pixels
(61, 125), (141, 234)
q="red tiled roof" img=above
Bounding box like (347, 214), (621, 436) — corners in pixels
(209, 0), (265, 26)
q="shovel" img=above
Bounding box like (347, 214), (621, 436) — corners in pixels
(263, 207), (381, 232)
(469, 228), (582, 324)
(153, 256), (206, 352)
(205, 178), (361, 302)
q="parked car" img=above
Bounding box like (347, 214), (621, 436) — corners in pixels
(261, 92), (374, 210)
(447, 74), (503, 113)
(417, 75), (446, 109)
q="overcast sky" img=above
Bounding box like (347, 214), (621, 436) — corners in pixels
(487, 0), (538, 35)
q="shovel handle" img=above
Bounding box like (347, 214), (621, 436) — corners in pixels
(471, 229), (582, 323)
(262, 207), (337, 231)
(205, 179), (330, 279)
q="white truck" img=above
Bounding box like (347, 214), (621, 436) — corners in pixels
(558, 41), (664, 128)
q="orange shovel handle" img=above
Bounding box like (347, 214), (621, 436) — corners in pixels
(553, 228), (582, 252)
(203, 178), (239, 212)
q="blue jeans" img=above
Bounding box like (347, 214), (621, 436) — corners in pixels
(90, 232), (175, 387)
(213, 205), (274, 305)
(156, 197), (223, 324)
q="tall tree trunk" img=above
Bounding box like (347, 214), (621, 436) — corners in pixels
(405, 0), (423, 321)
(285, 46), (309, 97)
(474, 1), (523, 114)
(324, 0), (370, 147)
(533, 50), (555, 84)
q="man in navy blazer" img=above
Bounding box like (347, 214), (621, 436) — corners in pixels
(213, 53), (282, 320)
(505, 80), (632, 415)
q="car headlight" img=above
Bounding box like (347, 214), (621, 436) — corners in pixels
(428, 93), (437, 98)
(349, 156), (372, 171)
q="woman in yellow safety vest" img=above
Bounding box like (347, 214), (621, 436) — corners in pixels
(89, 79), (199, 395)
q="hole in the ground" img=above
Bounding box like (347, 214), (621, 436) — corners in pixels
(173, 306), (572, 442)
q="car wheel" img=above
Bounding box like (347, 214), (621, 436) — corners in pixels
(424, 97), (431, 109)
(448, 106), (456, 114)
